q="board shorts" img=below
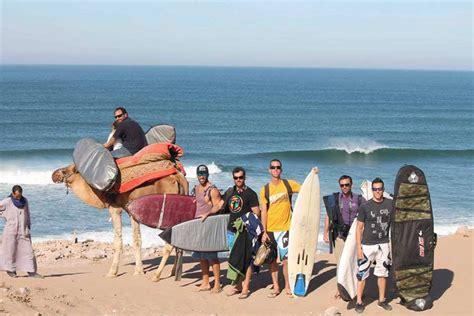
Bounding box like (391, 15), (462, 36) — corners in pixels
(268, 231), (290, 261)
(227, 230), (236, 251)
(357, 243), (391, 281)
(192, 251), (218, 261)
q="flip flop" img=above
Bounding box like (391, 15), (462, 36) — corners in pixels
(267, 291), (280, 298)
(211, 287), (223, 294)
(198, 287), (211, 292)
(226, 289), (242, 297)
(238, 292), (250, 299)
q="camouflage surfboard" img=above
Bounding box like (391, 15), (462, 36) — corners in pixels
(391, 165), (437, 311)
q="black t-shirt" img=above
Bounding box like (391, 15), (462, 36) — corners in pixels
(113, 118), (147, 154)
(357, 198), (393, 245)
(222, 186), (259, 232)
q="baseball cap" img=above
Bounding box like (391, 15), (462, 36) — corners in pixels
(196, 164), (209, 177)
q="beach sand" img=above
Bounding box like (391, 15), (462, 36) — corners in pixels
(0, 228), (472, 315)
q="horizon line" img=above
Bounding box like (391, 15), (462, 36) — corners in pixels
(1, 63), (472, 73)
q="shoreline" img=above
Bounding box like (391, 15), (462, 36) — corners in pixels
(0, 227), (472, 315)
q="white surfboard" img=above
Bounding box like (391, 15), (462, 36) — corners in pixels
(336, 180), (393, 301)
(288, 170), (320, 297)
(336, 220), (359, 301)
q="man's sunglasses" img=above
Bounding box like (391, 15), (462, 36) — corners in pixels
(233, 176), (244, 180)
(372, 187), (384, 192)
(114, 113), (124, 119)
(340, 183), (351, 188)
(269, 166), (282, 170)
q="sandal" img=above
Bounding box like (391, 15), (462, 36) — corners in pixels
(211, 287), (222, 294)
(238, 292), (250, 299)
(267, 291), (280, 298)
(198, 287), (211, 292)
(226, 289), (242, 297)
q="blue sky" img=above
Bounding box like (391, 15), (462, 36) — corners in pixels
(1, 1), (472, 70)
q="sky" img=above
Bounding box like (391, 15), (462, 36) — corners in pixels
(1, 1), (472, 70)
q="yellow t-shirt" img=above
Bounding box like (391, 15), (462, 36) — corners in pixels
(260, 179), (301, 232)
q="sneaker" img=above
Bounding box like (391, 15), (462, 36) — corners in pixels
(378, 300), (393, 311)
(355, 303), (365, 313)
(6, 271), (17, 278)
(28, 272), (44, 279)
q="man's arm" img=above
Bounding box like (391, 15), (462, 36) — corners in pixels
(356, 220), (364, 259)
(251, 205), (261, 217)
(200, 188), (224, 221)
(323, 216), (330, 243)
(103, 136), (116, 149)
(260, 201), (269, 242)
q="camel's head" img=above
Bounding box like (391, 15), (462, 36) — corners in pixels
(52, 164), (77, 184)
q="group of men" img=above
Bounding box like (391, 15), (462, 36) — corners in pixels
(0, 107), (395, 314)
(191, 159), (393, 313)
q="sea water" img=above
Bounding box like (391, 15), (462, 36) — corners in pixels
(1, 65), (472, 250)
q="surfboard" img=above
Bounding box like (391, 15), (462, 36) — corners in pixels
(125, 194), (196, 229)
(288, 170), (320, 297)
(392, 165), (436, 311)
(159, 214), (230, 252)
(336, 220), (358, 301)
(73, 138), (118, 191)
(145, 124), (176, 144)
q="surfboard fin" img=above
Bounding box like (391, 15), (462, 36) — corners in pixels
(293, 273), (306, 297)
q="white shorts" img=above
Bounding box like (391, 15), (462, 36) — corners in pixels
(357, 243), (391, 281)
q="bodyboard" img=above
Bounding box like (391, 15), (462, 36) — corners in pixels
(73, 138), (118, 191)
(159, 214), (230, 252)
(391, 165), (436, 311)
(288, 170), (320, 297)
(145, 124), (176, 144)
(125, 194), (196, 229)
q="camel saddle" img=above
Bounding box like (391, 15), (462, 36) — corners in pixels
(115, 143), (185, 193)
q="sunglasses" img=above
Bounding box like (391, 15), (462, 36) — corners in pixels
(114, 113), (124, 119)
(340, 183), (351, 188)
(269, 166), (282, 170)
(233, 176), (244, 180)
(372, 187), (384, 192)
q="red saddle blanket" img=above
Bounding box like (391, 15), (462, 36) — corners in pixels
(125, 194), (197, 229)
(115, 143), (184, 193)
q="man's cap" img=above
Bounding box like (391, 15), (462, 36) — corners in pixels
(196, 164), (209, 177)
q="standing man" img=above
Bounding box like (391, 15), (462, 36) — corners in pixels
(103, 107), (147, 158)
(222, 167), (260, 299)
(260, 159), (301, 298)
(355, 178), (393, 313)
(323, 175), (365, 299)
(193, 164), (224, 293)
(0, 185), (42, 278)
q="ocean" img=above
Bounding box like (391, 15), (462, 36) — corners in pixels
(0, 65), (473, 250)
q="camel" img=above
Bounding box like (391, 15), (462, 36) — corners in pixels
(51, 164), (189, 281)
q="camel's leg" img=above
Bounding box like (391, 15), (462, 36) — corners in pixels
(174, 248), (183, 281)
(170, 247), (178, 277)
(106, 207), (123, 278)
(151, 243), (174, 282)
(130, 215), (144, 275)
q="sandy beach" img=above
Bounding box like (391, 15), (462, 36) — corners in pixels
(0, 228), (471, 315)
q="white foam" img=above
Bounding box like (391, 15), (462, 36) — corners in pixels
(0, 169), (54, 185)
(185, 162), (222, 179)
(32, 226), (166, 248)
(327, 138), (388, 154)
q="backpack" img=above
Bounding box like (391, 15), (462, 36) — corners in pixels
(264, 179), (294, 211)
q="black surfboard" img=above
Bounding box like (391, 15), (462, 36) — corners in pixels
(391, 165), (437, 311)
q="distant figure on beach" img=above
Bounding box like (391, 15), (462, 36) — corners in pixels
(222, 167), (260, 299)
(106, 120), (123, 151)
(260, 159), (301, 298)
(355, 178), (392, 313)
(0, 185), (42, 278)
(193, 164), (224, 293)
(103, 107), (147, 158)
(323, 175), (365, 299)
